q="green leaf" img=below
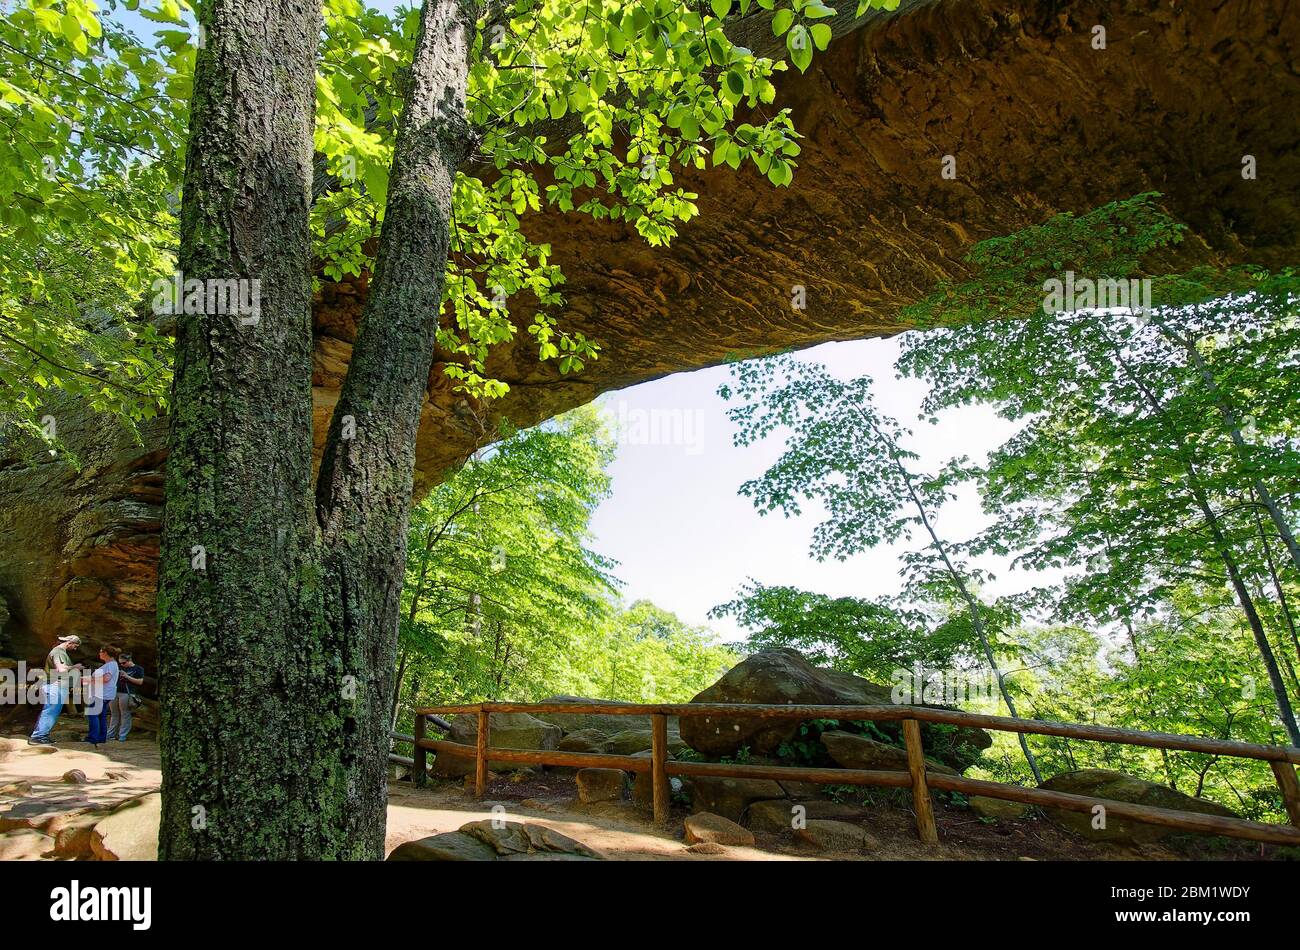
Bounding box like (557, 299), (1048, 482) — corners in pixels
(788, 25), (813, 71)
(61, 13), (87, 52)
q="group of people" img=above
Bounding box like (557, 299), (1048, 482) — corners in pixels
(28, 634), (146, 747)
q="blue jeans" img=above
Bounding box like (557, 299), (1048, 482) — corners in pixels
(86, 702), (111, 744)
(31, 682), (67, 739)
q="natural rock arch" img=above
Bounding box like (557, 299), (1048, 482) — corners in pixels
(0, 0), (1295, 671)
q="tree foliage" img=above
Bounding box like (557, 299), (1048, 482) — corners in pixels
(898, 194), (1300, 746)
(1, 0), (897, 434)
(711, 580), (972, 683)
(393, 405), (735, 727)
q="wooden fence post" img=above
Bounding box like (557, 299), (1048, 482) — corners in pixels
(1271, 760), (1300, 827)
(651, 713), (670, 825)
(413, 714), (427, 788)
(903, 718), (939, 846)
(475, 707), (489, 799)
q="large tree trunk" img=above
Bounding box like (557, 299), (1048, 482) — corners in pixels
(157, 0), (325, 858)
(158, 0), (473, 859)
(312, 0), (475, 859)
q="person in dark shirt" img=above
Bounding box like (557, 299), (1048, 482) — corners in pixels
(108, 652), (145, 742)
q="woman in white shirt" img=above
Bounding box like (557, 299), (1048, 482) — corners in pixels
(84, 644), (120, 747)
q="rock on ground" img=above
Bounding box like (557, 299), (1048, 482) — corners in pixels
(678, 649), (989, 768)
(685, 841), (728, 855)
(0, 827), (51, 860)
(52, 814), (103, 859)
(819, 730), (957, 775)
(683, 812), (754, 847)
(459, 819), (603, 859)
(1039, 769), (1237, 844)
(576, 768), (626, 804)
(387, 830), (499, 861)
(685, 775), (785, 823)
(746, 798), (869, 834)
(969, 795), (1032, 821)
(793, 819), (879, 853)
(90, 792), (160, 861)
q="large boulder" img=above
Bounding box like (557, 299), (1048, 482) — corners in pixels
(820, 730), (958, 776)
(679, 649), (990, 769)
(430, 712), (561, 778)
(556, 728), (612, 754)
(969, 796), (1032, 821)
(1039, 769), (1238, 844)
(604, 727), (688, 757)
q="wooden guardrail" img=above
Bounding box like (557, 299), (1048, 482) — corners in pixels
(410, 701), (1300, 848)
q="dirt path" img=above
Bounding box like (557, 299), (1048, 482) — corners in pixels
(385, 781), (811, 861)
(2, 733), (812, 860)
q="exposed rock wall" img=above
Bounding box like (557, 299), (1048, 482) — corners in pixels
(0, 0), (1296, 672)
(0, 399), (167, 673)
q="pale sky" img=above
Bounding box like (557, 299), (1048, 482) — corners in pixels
(590, 335), (1039, 643)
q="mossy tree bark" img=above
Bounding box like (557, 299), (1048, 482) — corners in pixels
(157, 0), (474, 859)
(311, 0), (476, 856)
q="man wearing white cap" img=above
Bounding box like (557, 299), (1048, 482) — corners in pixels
(28, 634), (84, 745)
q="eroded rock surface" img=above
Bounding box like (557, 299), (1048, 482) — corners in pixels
(1039, 768), (1238, 844)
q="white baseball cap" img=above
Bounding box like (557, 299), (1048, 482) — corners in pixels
(57, 635), (82, 646)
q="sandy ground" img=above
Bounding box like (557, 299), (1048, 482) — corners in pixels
(0, 733), (160, 815)
(0, 730), (804, 860)
(385, 781), (811, 860)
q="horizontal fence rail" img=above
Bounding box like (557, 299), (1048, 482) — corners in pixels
(406, 701), (1300, 849)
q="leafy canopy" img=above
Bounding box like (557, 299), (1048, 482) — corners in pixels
(1, 0), (898, 447)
